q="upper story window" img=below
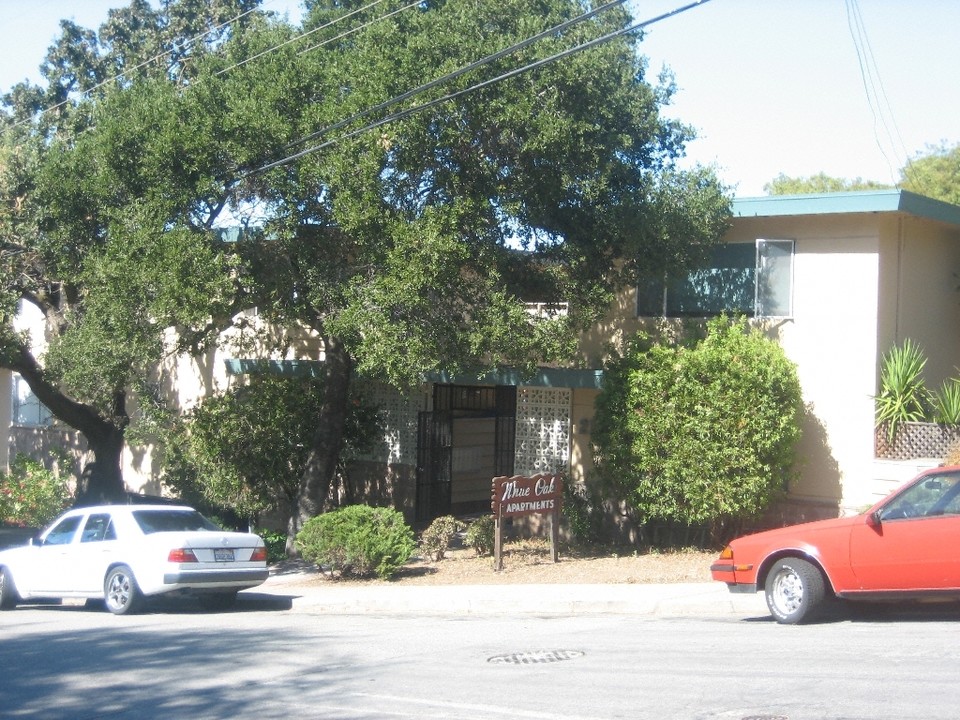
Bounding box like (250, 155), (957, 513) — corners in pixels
(637, 239), (795, 319)
(12, 374), (53, 427)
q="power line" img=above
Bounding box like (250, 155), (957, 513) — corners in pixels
(285, 0), (630, 153)
(215, 0), (396, 76)
(844, 0), (909, 185)
(252, 0), (713, 176)
(3, 4), (261, 135)
(4, 0), (406, 136)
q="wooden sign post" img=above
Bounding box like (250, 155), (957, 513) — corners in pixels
(491, 473), (563, 571)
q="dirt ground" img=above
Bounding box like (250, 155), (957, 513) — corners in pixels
(277, 540), (719, 587)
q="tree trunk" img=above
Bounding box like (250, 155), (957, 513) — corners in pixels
(296, 336), (353, 527)
(74, 427), (127, 506)
(7, 344), (128, 504)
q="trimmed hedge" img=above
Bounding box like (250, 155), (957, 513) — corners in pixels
(295, 505), (415, 579)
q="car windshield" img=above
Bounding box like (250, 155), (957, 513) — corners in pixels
(132, 509), (222, 534)
(879, 471), (960, 521)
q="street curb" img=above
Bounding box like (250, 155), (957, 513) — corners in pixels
(256, 574), (769, 618)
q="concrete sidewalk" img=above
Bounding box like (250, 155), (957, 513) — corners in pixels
(256, 569), (770, 618)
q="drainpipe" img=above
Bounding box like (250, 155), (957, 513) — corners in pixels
(895, 216), (904, 343)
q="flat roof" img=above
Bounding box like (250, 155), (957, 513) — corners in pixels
(733, 189), (960, 227)
(225, 359), (604, 389)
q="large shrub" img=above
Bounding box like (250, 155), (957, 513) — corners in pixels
(295, 505), (415, 579)
(592, 316), (803, 541)
(0, 454), (72, 528)
(163, 375), (381, 551)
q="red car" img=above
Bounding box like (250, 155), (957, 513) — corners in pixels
(711, 466), (960, 624)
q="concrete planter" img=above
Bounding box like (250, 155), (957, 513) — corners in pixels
(875, 421), (960, 461)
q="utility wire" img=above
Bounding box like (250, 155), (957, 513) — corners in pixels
(286, 0), (630, 152)
(3, 4), (260, 135)
(845, 0), (909, 186)
(4, 0), (404, 135)
(215, 0), (395, 76)
(253, 0), (713, 175)
(292, 0), (424, 62)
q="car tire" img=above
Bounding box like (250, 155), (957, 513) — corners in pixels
(198, 591), (238, 612)
(0, 566), (20, 610)
(104, 565), (143, 615)
(764, 557), (826, 625)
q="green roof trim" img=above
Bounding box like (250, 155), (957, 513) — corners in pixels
(733, 189), (960, 227)
(226, 359), (603, 389)
(428, 367), (604, 389)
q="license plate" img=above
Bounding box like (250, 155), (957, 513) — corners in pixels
(214, 548), (235, 562)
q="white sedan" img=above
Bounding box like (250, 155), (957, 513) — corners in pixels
(0, 504), (269, 614)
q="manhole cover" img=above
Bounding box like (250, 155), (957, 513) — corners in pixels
(488, 650), (585, 665)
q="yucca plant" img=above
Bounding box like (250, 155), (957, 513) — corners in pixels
(875, 339), (929, 442)
(931, 378), (960, 425)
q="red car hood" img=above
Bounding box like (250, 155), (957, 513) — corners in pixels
(732, 514), (866, 548)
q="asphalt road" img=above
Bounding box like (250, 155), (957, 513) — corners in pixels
(3, 586), (960, 720)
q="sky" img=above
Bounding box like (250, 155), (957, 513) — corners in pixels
(1, 0), (958, 197)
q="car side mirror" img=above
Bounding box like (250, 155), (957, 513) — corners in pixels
(865, 511), (882, 528)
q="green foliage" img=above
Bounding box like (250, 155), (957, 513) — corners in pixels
(163, 375), (381, 529)
(931, 379), (960, 425)
(900, 142), (960, 206)
(0, 454), (72, 528)
(419, 515), (461, 561)
(874, 340), (960, 432)
(764, 172), (892, 195)
(4, 0), (730, 514)
(465, 515), (495, 557)
(257, 529), (289, 565)
(875, 339), (930, 440)
(295, 505), (415, 580)
(592, 316), (803, 539)
(562, 481), (603, 543)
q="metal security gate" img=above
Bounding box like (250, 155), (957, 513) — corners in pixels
(415, 384), (516, 523)
(494, 385), (516, 477)
(415, 410), (452, 523)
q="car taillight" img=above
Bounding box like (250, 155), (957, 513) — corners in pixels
(168, 548), (199, 563)
(250, 546), (268, 562)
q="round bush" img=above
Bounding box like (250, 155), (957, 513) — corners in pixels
(465, 515), (495, 556)
(295, 505), (415, 579)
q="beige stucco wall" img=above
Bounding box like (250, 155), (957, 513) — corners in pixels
(576, 210), (960, 517)
(732, 215), (881, 512)
(878, 215), (960, 386)
(570, 388), (599, 484)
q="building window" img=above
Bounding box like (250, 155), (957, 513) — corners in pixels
(637, 239), (794, 318)
(12, 374), (53, 427)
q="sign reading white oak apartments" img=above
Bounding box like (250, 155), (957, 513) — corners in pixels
(491, 473), (563, 571)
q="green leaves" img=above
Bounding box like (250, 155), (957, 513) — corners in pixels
(163, 375), (380, 522)
(593, 317), (803, 537)
(900, 142), (960, 207)
(875, 339), (960, 434)
(875, 339), (930, 441)
(295, 504), (415, 579)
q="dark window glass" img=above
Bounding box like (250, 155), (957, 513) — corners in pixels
(637, 240), (794, 319)
(667, 243), (755, 316)
(133, 510), (221, 534)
